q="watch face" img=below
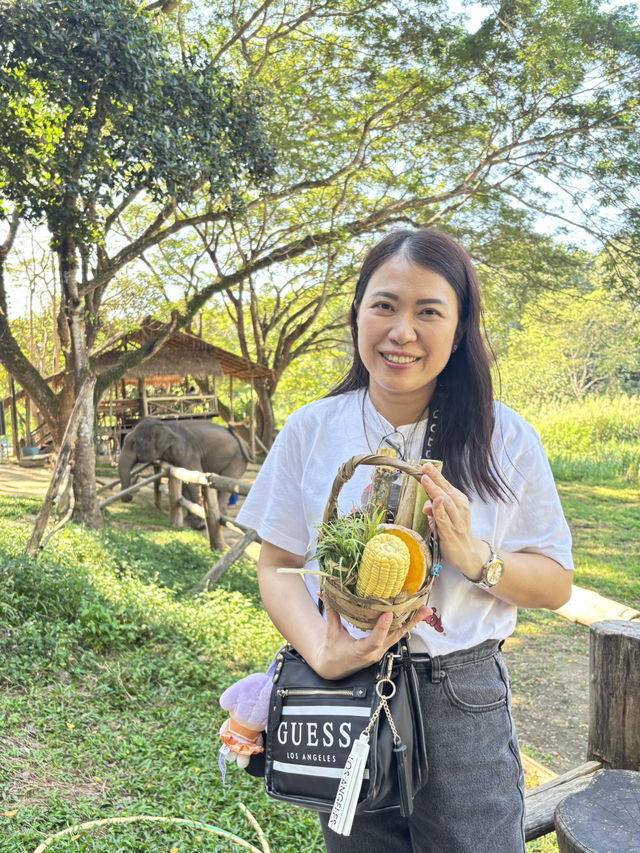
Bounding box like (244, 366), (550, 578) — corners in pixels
(485, 559), (504, 586)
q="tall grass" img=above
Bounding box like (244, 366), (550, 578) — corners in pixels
(518, 395), (640, 482)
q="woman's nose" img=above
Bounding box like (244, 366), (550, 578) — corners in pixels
(388, 312), (418, 343)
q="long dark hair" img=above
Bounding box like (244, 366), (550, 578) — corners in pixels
(328, 229), (511, 502)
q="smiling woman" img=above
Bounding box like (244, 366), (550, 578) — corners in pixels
(355, 257), (460, 426)
(236, 228), (574, 853)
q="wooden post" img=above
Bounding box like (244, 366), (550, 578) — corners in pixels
(587, 620), (640, 770)
(168, 475), (184, 526)
(25, 395), (32, 445)
(9, 376), (20, 459)
(229, 376), (234, 422)
(202, 485), (225, 551)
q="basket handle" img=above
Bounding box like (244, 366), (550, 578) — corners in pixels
(322, 453), (426, 524)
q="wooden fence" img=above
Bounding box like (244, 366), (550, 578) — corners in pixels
(98, 461), (259, 591)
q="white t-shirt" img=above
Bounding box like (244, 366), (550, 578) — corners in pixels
(237, 389), (573, 657)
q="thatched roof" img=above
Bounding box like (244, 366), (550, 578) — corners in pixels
(91, 319), (272, 383)
(4, 319), (273, 405)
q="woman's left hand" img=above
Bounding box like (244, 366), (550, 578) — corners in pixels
(420, 462), (488, 581)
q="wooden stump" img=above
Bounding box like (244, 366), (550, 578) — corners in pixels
(587, 620), (640, 770)
(555, 769), (640, 852)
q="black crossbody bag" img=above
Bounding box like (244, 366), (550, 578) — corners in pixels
(258, 638), (428, 836)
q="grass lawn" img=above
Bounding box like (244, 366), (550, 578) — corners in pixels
(1, 469), (638, 852)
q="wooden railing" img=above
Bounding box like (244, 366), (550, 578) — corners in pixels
(98, 461), (259, 591)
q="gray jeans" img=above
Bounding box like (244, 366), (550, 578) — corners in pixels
(319, 640), (526, 853)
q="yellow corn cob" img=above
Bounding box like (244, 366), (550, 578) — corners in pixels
(356, 533), (410, 598)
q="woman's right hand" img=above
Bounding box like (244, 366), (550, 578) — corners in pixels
(312, 600), (432, 680)
(257, 539), (431, 680)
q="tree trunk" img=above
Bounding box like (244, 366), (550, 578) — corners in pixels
(72, 387), (103, 528)
(58, 231), (102, 528)
(253, 376), (275, 449)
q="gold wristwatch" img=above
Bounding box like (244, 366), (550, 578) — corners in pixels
(470, 541), (504, 591)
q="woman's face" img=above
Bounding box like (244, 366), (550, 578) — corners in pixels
(356, 254), (460, 424)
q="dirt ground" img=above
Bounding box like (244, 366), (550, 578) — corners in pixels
(0, 463), (589, 774)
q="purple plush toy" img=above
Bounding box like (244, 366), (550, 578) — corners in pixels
(218, 671), (272, 770)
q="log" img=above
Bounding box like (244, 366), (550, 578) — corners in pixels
(178, 495), (204, 519)
(524, 761), (602, 841)
(587, 620), (640, 770)
(99, 472), (163, 508)
(194, 527), (260, 591)
(161, 463), (251, 495)
(554, 586), (640, 626)
(554, 769), (640, 852)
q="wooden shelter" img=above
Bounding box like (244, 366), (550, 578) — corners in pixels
(2, 319), (272, 459)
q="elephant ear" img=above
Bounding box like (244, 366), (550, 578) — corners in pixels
(152, 423), (174, 456)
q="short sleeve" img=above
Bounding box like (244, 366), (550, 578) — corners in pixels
(496, 438), (574, 571)
(236, 410), (310, 556)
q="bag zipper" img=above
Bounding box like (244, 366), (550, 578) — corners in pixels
(277, 687), (367, 698)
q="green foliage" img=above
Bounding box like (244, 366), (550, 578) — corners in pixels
(0, 498), (326, 852)
(498, 286), (640, 408)
(315, 509), (385, 589)
(0, 500), (281, 685)
(0, 0), (274, 241)
(558, 479), (640, 606)
(521, 395), (640, 481)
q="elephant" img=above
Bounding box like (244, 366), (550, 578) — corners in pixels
(118, 418), (251, 536)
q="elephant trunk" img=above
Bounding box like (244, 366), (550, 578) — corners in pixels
(117, 445), (137, 502)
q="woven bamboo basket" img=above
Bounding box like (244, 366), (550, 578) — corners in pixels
(318, 453), (437, 631)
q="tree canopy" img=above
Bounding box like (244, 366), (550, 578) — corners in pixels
(2, 0), (640, 524)
(0, 0), (275, 523)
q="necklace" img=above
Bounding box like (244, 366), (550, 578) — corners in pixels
(361, 390), (429, 462)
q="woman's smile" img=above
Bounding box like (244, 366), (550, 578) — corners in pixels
(356, 254), (460, 425)
(380, 351), (421, 366)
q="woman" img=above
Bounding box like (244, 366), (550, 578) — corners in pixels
(237, 229), (573, 853)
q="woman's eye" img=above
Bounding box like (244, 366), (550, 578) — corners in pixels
(372, 301), (394, 311)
